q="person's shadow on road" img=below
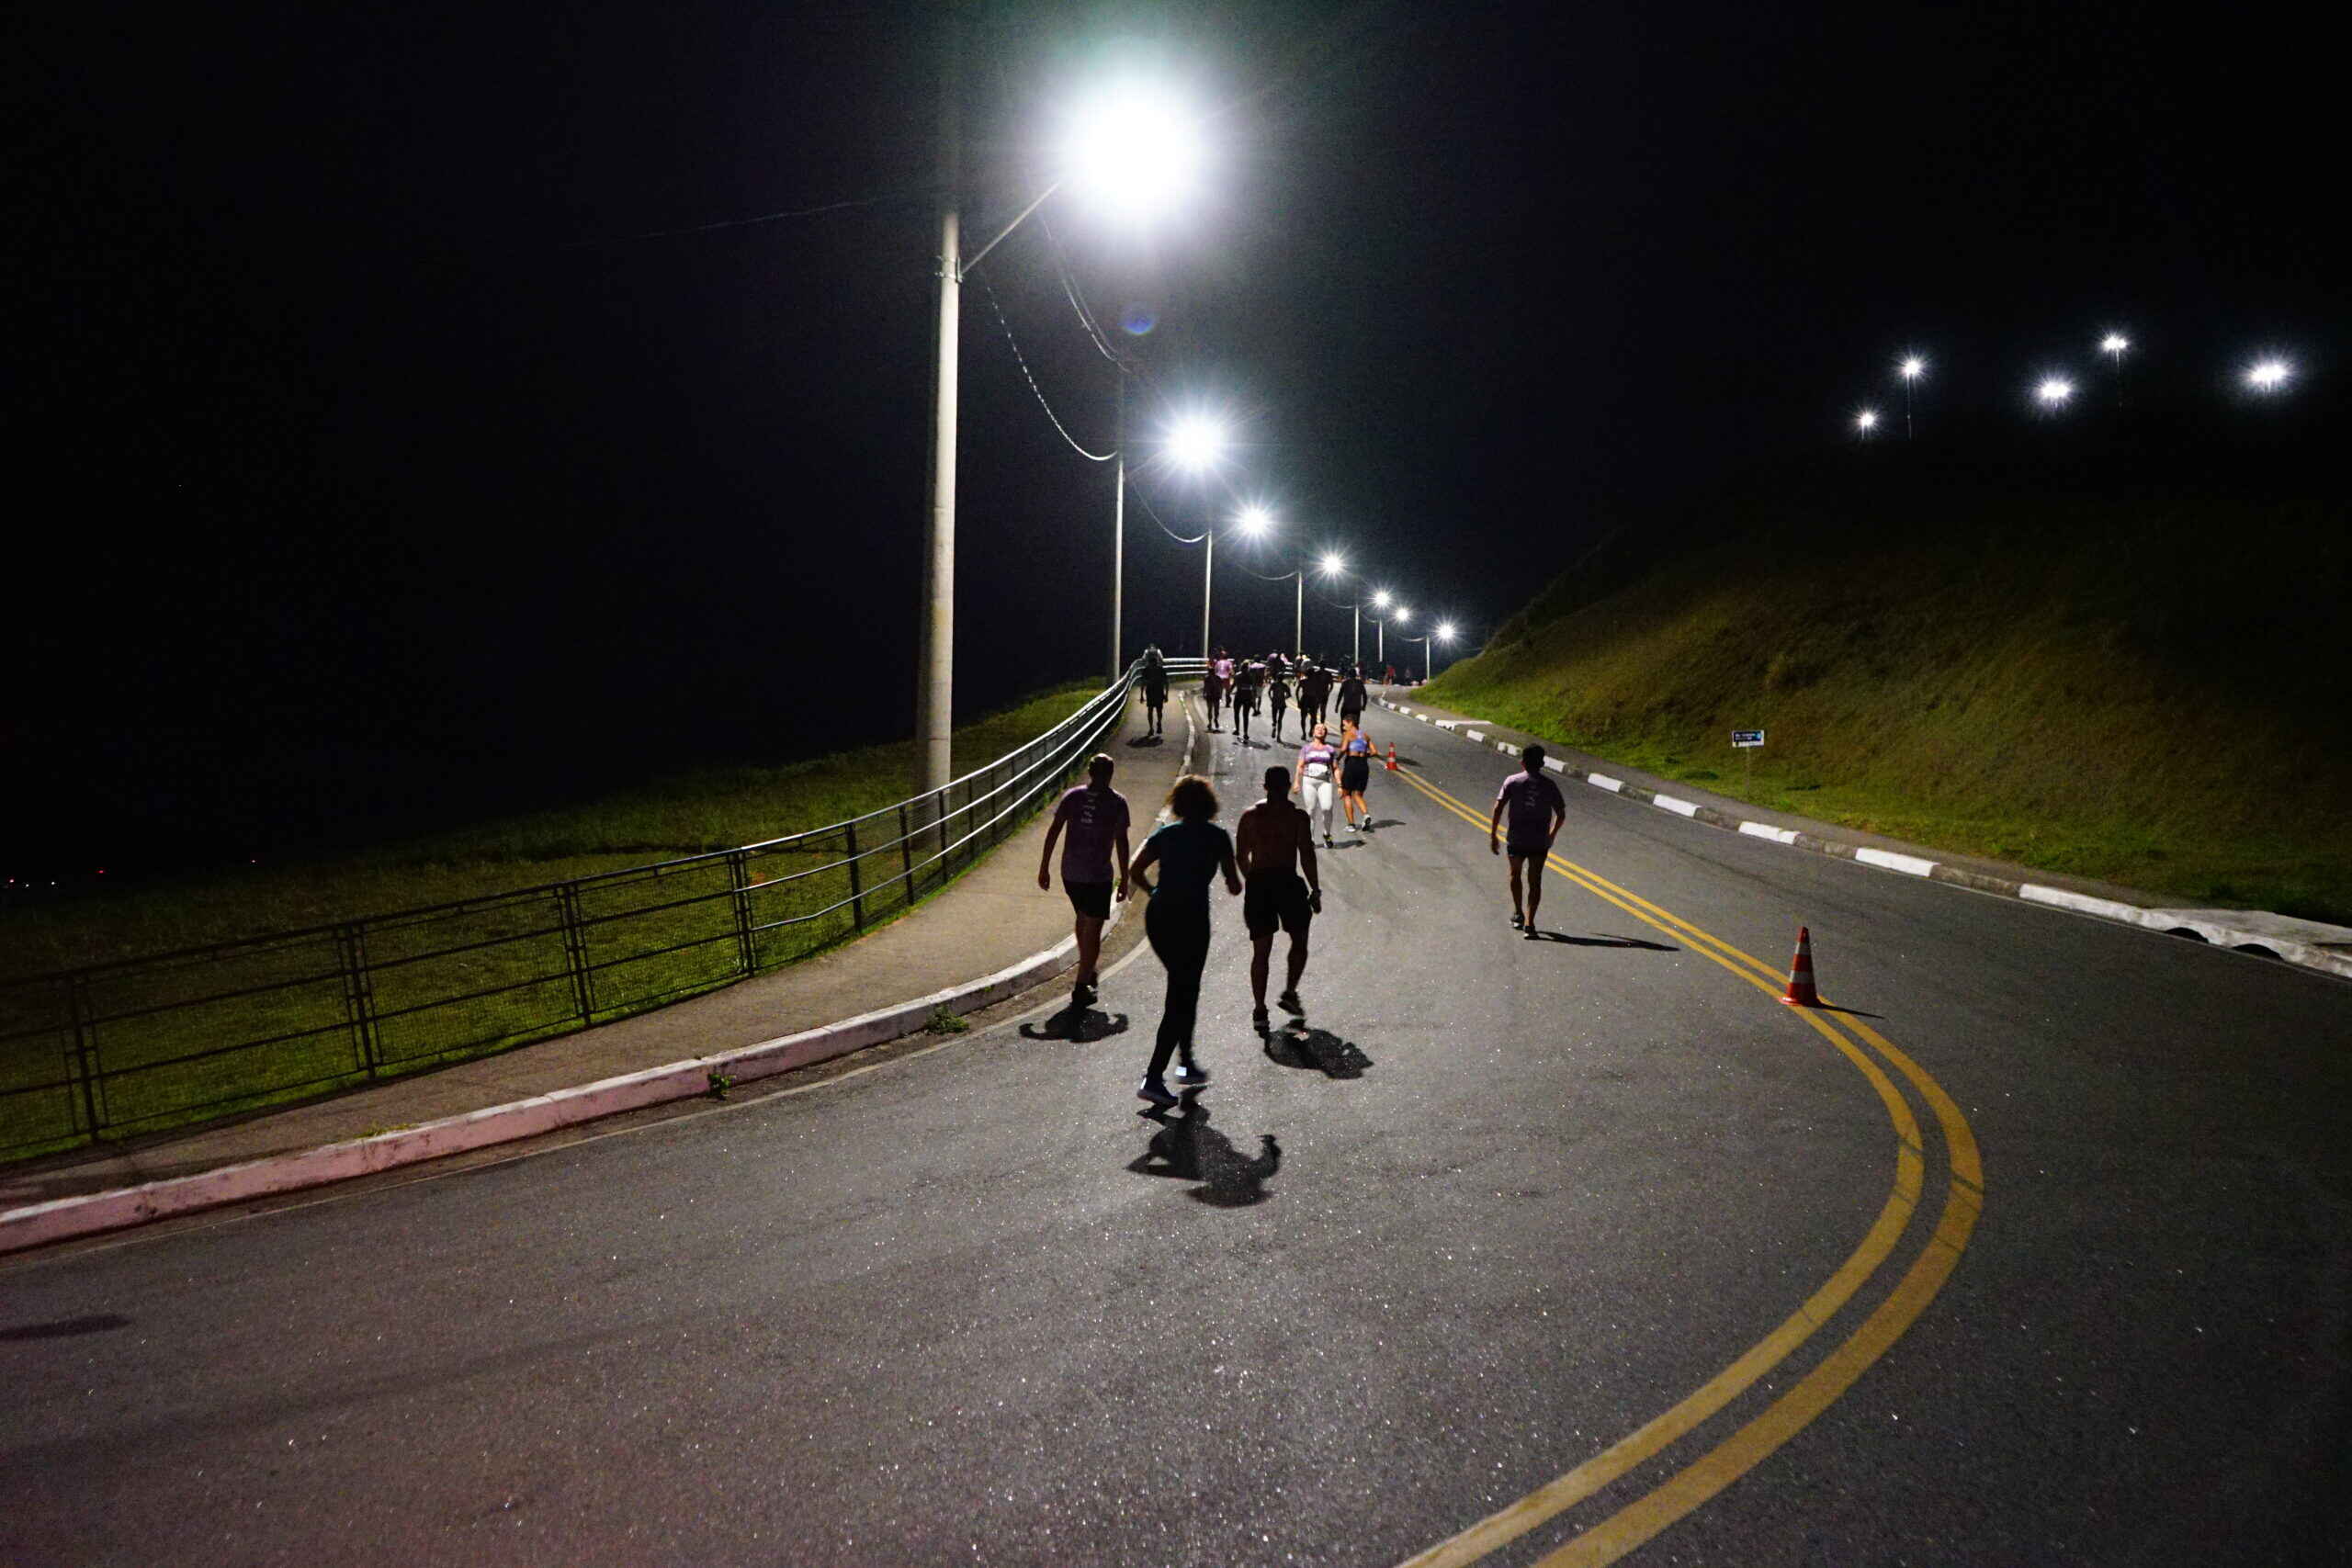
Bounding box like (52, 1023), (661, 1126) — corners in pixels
(1129, 1093), (1281, 1206)
(1018, 1005), (1132, 1043)
(1263, 1023), (1374, 1079)
(1523, 931), (1679, 951)
(1125, 734), (1167, 749)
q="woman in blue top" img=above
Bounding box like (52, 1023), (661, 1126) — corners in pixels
(1123, 774), (1241, 1106)
(1340, 721), (1376, 835)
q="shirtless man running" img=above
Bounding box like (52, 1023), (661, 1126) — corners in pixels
(1235, 764), (1323, 1031)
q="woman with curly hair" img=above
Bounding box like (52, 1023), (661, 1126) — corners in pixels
(1123, 773), (1241, 1105)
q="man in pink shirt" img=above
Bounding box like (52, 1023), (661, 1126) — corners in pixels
(1039, 754), (1132, 1003)
(1488, 744), (1568, 937)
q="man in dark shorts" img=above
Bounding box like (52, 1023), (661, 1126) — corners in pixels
(1336, 667), (1368, 731)
(1487, 744), (1568, 937)
(1266, 662), (1292, 742)
(1139, 644), (1170, 737)
(1039, 753), (1132, 1001)
(1298, 663), (1330, 729)
(1235, 764), (1322, 1031)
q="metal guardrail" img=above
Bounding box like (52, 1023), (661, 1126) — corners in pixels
(0, 660), (1201, 1161)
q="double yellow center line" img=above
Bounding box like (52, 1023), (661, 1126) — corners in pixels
(1388, 765), (1984, 1566)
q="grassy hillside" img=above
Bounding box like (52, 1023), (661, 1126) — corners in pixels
(2, 682), (1102, 980)
(1430, 481), (2351, 922)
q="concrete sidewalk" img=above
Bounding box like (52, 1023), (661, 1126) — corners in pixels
(2, 696), (1194, 1213)
(1373, 684), (2352, 982)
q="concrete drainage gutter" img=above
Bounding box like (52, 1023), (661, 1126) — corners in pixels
(1380, 697), (2352, 984)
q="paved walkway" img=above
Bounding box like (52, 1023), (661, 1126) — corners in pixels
(1, 696), (1193, 1209)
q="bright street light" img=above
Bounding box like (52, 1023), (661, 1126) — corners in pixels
(1236, 503), (1273, 537)
(1395, 606), (1411, 624)
(2035, 376), (2075, 408)
(1061, 81), (1208, 227)
(1899, 356), (1925, 379)
(1167, 414), (1229, 471)
(1437, 621), (1456, 641)
(1896, 355), (1925, 438)
(2245, 358), (2292, 392)
(1855, 408), (1881, 436)
(2101, 333), (2130, 357)
(1318, 551), (1345, 576)
(915, 49), (1214, 800)
(1372, 590), (1392, 610)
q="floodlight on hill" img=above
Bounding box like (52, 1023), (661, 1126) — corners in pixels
(2245, 358), (2292, 393)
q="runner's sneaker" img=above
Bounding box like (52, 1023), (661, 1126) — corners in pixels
(1172, 1062), (1212, 1088)
(1250, 1006), (1270, 1032)
(1510, 912), (1524, 930)
(1276, 989), (1304, 1016)
(1137, 1077), (1179, 1107)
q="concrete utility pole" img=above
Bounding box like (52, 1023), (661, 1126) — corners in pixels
(1200, 530), (1214, 660)
(915, 14), (960, 802)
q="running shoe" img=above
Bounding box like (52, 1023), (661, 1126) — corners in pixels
(1136, 1078), (1179, 1107)
(1171, 1061), (1212, 1088)
(1510, 912), (1524, 930)
(1276, 988), (1304, 1016)
(1251, 1006), (1270, 1032)
(1324, 833), (1335, 848)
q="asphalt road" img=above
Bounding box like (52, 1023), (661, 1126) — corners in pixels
(6, 696), (2348, 1566)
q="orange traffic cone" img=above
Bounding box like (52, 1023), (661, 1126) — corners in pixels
(1385, 743), (1399, 772)
(1779, 926), (1820, 1007)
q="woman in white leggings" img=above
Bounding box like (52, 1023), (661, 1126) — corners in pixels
(1295, 724), (1340, 847)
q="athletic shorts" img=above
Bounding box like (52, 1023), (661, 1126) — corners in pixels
(1506, 843), (1551, 864)
(1243, 872), (1313, 938)
(1065, 880), (1114, 919)
(1340, 755), (1371, 792)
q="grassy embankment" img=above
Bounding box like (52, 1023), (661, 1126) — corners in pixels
(1429, 492), (2350, 922)
(0, 683), (1102, 1157)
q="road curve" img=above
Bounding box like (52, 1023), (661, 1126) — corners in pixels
(4, 695), (2346, 1566)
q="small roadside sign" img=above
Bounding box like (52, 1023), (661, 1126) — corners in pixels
(1732, 729), (1766, 748)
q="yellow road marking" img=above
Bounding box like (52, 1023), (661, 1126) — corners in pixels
(1387, 765), (1982, 1565)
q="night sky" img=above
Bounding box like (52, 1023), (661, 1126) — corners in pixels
(6, 2), (2335, 877)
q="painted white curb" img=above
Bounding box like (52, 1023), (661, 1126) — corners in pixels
(1857, 847), (1939, 877)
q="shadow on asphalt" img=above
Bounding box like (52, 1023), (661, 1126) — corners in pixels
(0, 1314), (131, 1342)
(1262, 1024), (1374, 1079)
(1018, 1006), (1132, 1043)
(1525, 931), (1679, 951)
(1125, 734), (1168, 749)
(1130, 1093), (1281, 1206)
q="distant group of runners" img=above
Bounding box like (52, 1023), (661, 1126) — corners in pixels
(1041, 709), (1570, 1103)
(1189, 647), (1368, 746)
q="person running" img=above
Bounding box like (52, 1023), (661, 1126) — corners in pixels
(1336, 667), (1368, 732)
(1266, 662), (1292, 742)
(1339, 721), (1375, 834)
(1236, 764), (1321, 1032)
(1383, 661), (1396, 688)
(1139, 644), (1170, 738)
(1038, 753), (1132, 1004)
(1231, 656), (1262, 742)
(1203, 649), (1227, 732)
(1124, 775), (1241, 1105)
(1298, 663), (1331, 730)
(1488, 744), (1569, 936)
(1294, 723), (1340, 847)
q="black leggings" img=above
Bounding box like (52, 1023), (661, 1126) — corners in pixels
(1145, 904), (1212, 1079)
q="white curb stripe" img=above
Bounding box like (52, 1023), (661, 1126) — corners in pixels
(1466, 729), (1486, 741)
(1740, 821), (1802, 845)
(1542, 758), (1566, 773)
(2020, 885), (2143, 922)
(1857, 847), (1939, 877)
(1588, 774), (1623, 793)
(1654, 795), (1701, 818)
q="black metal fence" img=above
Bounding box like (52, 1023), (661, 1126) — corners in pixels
(0, 660), (1200, 1162)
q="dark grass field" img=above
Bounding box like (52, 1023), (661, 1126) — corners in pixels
(0, 684), (1102, 1160)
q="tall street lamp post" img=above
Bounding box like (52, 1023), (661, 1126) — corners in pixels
(914, 42), (1205, 798)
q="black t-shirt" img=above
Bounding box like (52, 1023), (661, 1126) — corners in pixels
(1144, 820), (1232, 916)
